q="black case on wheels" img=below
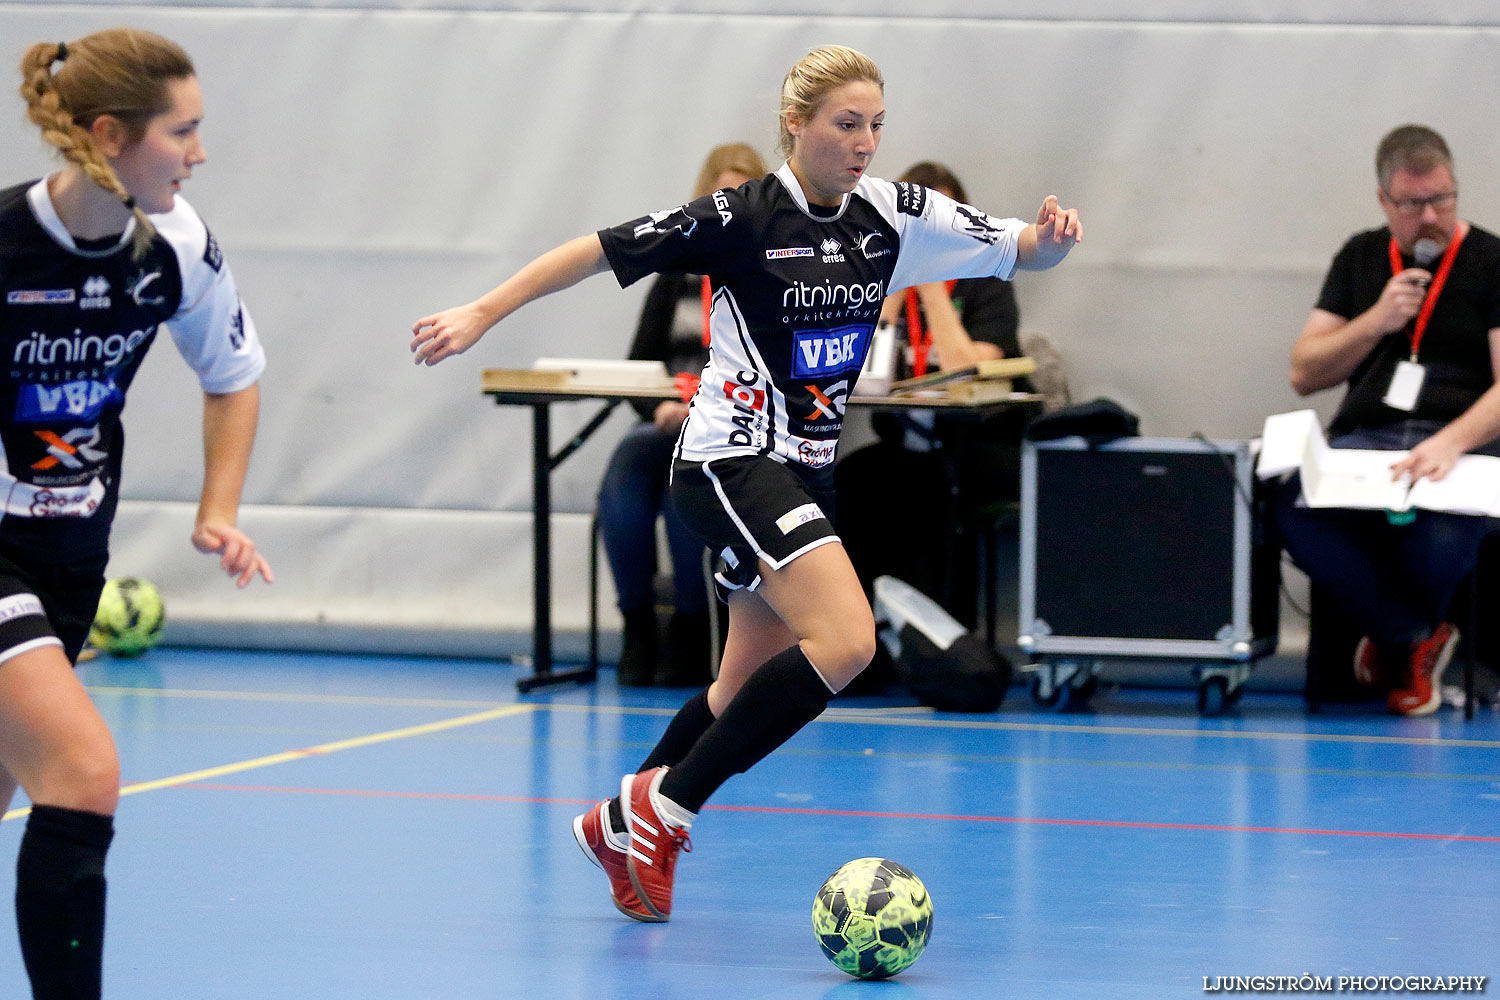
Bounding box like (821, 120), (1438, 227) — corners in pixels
(1017, 437), (1280, 709)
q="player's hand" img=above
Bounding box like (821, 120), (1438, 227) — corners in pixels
(192, 521), (273, 587)
(1390, 434), (1462, 484)
(410, 303), (491, 366)
(1035, 195), (1082, 247)
(1372, 269), (1431, 334)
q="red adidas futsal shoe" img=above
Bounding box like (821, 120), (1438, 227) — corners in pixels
(572, 800), (658, 922)
(622, 768), (693, 920)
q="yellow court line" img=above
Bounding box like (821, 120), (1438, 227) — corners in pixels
(2, 703), (534, 822)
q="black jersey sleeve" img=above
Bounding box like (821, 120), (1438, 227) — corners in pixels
(598, 188), (748, 289)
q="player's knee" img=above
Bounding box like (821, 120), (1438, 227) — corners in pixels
(810, 623), (877, 692)
(47, 746), (120, 816)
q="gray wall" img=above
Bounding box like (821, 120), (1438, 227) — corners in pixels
(3, 2), (1495, 651)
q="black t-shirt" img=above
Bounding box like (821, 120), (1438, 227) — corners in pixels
(1316, 224), (1500, 438)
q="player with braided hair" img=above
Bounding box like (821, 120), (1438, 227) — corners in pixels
(3, 27), (271, 998)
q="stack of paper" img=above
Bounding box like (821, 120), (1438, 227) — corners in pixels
(1256, 409), (1500, 516)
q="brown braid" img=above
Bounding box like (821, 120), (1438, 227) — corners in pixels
(18, 30), (194, 258)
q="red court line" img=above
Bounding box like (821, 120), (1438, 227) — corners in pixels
(184, 783), (1500, 844)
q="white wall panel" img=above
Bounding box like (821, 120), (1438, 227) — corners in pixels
(3, 3), (1498, 647)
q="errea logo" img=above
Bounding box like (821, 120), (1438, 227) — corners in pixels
(80, 276), (111, 310)
(820, 238), (845, 263)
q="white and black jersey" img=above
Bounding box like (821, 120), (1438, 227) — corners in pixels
(599, 162), (1027, 471)
(0, 178), (265, 561)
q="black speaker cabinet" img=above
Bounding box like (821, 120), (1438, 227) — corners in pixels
(1018, 437), (1279, 661)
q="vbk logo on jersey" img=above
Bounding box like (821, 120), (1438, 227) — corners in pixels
(17, 378), (123, 425)
(766, 247), (814, 260)
(820, 238), (844, 263)
(952, 204), (1005, 245)
(723, 380), (765, 411)
(792, 324), (872, 377)
(633, 205), (698, 241)
(803, 380), (849, 422)
(7, 289), (75, 305)
(80, 276), (111, 310)
(31, 425), (105, 472)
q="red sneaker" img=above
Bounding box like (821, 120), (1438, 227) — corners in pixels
(1388, 623), (1459, 717)
(622, 767), (693, 921)
(572, 800), (660, 922)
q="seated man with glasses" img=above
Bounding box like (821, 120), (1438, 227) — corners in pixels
(1277, 123), (1500, 715)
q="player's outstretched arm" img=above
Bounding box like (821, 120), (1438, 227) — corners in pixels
(193, 383), (273, 587)
(1016, 195), (1082, 271)
(410, 234), (610, 366)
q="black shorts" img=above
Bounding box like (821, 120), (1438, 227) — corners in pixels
(669, 455), (839, 600)
(0, 549), (108, 666)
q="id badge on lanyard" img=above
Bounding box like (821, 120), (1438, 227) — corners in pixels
(1383, 228), (1462, 411)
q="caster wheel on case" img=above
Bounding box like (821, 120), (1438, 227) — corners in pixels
(1031, 674), (1061, 708)
(1198, 676), (1229, 716)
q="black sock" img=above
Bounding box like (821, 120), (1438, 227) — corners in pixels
(15, 805), (115, 1000)
(658, 644), (834, 813)
(608, 688), (716, 834)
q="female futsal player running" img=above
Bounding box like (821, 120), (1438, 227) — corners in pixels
(3, 28), (271, 997)
(412, 44), (1080, 923)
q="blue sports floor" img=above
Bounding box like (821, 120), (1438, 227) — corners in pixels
(1, 648), (1497, 998)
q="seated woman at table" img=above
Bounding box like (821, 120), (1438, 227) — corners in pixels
(600, 142), (767, 686)
(837, 160), (1032, 630)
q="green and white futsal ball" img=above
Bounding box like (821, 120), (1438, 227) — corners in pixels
(89, 577), (165, 656)
(812, 857), (933, 979)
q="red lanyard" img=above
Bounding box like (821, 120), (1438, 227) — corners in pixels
(1387, 226), (1463, 361)
(903, 281), (958, 378)
(699, 275), (712, 348)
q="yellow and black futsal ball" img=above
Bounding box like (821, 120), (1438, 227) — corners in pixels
(812, 857), (933, 979)
(89, 577), (165, 656)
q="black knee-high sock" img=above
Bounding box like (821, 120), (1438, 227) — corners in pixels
(16, 805), (114, 1000)
(658, 644), (834, 813)
(608, 688), (716, 834)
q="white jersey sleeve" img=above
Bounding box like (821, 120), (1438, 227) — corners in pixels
(859, 178), (1027, 293)
(151, 198), (266, 394)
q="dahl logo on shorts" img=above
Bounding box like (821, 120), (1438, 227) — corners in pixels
(80, 276), (111, 310)
(775, 502), (826, 535)
(793, 324), (872, 377)
(0, 594), (47, 625)
(766, 247), (815, 260)
(7, 289), (76, 305)
(819, 238), (845, 263)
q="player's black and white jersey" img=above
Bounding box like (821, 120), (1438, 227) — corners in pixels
(599, 162), (1026, 470)
(0, 178), (265, 560)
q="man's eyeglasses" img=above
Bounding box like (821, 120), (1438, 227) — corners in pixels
(1384, 190), (1458, 216)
